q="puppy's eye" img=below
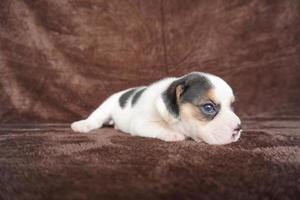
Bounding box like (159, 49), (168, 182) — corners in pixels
(201, 103), (216, 114)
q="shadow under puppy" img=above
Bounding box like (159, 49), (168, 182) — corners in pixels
(71, 72), (242, 145)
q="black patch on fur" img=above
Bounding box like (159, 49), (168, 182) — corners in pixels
(119, 88), (136, 108)
(162, 73), (213, 118)
(131, 88), (146, 106)
(180, 75), (212, 103)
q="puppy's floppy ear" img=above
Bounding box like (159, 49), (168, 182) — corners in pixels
(175, 82), (188, 103)
(162, 78), (188, 117)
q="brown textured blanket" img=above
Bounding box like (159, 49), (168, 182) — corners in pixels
(0, 0), (299, 199)
(0, 120), (299, 200)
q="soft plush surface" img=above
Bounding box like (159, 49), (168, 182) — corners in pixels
(0, 120), (299, 200)
(0, 0), (299, 199)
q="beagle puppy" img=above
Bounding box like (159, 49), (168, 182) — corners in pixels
(71, 72), (242, 145)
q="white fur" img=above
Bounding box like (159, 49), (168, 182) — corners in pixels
(71, 72), (242, 144)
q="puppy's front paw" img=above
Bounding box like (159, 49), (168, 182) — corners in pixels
(71, 120), (97, 133)
(163, 132), (185, 142)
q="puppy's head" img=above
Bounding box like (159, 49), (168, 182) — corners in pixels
(164, 72), (242, 145)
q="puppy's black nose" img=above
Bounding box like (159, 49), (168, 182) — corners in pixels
(234, 123), (242, 132)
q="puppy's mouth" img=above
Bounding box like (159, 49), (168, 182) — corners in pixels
(232, 129), (242, 142)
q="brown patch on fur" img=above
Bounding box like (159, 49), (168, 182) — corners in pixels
(175, 84), (184, 104)
(207, 89), (219, 104)
(180, 103), (208, 123)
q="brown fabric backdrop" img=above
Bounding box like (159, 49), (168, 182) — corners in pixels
(0, 0), (300, 123)
(0, 1), (300, 200)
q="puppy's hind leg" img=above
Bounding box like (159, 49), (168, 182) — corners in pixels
(71, 94), (118, 133)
